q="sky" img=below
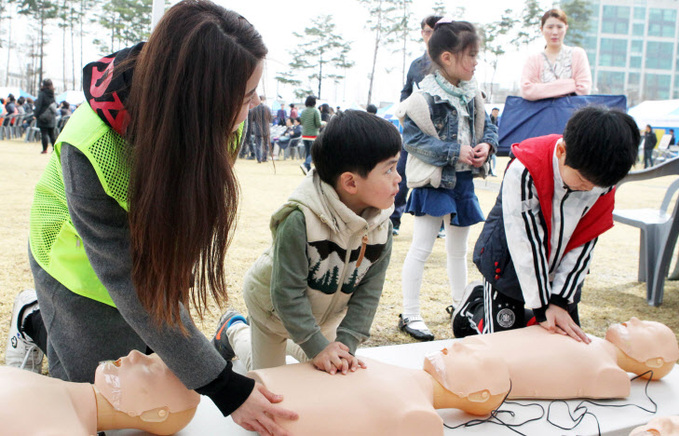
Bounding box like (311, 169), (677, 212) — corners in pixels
(216, 0), (546, 107)
(17, 0), (549, 106)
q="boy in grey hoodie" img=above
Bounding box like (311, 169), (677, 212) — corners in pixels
(215, 110), (402, 374)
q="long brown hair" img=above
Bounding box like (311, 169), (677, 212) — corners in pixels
(126, 0), (267, 330)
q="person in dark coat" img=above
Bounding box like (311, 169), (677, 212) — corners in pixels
(643, 124), (657, 169)
(33, 79), (57, 154)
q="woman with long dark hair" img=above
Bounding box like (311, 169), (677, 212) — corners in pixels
(16, 1), (297, 433)
(33, 79), (57, 153)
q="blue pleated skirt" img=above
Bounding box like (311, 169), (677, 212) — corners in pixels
(406, 171), (484, 227)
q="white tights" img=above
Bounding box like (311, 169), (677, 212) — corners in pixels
(401, 214), (470, 318)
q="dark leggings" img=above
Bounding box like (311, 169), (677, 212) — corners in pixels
(40, 127), (57, 152)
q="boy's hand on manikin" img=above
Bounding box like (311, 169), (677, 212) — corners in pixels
(312, 342), (366, 375)
(540, 304), (591, 344)
(459, 144), (476, 166)
(471, 143), (491, 167)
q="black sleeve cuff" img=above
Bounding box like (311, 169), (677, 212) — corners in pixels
(534, 295), (570, 323)
(550, 295), (570, 310)
(533, 307), (547, 323)
(195, 362), (255, 417)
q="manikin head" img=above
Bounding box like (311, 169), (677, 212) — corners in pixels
(630, 415), (679, 436)
(423, 342), (510, 414)
(605, 318), (679, 380)
(94, 351), (200, 421)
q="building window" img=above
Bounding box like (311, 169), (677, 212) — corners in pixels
(628, 72), (640, 86)
(631, 40), (642, 53)
(644, 74), (671, 99)
(599, 38), (628, 67)
(583, 35), (597, 52)
(601, 5), (630, 34)
(634, 6), (646, 20)
(648, 8), (676, 37)
(633, 23), (645, 36)
(646, 42), (673, 69)
(598, 71), (625, 94)
(630, 56), (641, 68)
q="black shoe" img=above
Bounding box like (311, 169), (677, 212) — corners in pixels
(392, 226), (400, 236)
(398, 314), (434, 341)
(211, 309), (247, 361)
(452, 281), (484, 338)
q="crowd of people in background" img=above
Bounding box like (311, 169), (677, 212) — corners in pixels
(1, 78), (77, 153)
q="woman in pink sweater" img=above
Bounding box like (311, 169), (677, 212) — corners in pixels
(520, 9), (592, 101)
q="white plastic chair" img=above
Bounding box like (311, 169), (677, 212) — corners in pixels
(613, 157), (679, 306)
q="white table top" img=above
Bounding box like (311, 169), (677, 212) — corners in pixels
(111, 339), (679, 436)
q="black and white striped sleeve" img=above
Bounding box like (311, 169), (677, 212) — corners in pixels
(502, 160), (551, 310)
(551, 237), (598, 303)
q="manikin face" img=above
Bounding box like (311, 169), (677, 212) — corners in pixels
(605, 317), (679, 364)
(350, 153), (401, 213)
(423, 342), (510, 398)
(440, 47), (478, 86)
(95, 351), (200, 417)
(541, 17), (568, 50)
(233, 61), (264, 132)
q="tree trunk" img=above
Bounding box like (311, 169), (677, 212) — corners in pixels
(63, 0), (67, 91)
(39, 11), (45, 85)
(317, 52), (323, 99)
(5, 10), (11, 86)
(401, 0), (407, 86)
(71, 5), (76, 90)
(79, 0), (84, 90)
(366, 0), (383, 106)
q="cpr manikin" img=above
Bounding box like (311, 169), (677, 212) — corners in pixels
(246, 318), (677, 435)
(630, 416), (679, 436)
(459, 317), (678, 399)
(0, 350), (199, 435)
(249, 342), (511, 436)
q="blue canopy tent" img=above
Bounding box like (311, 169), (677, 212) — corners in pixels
(497, 95), (628, 156)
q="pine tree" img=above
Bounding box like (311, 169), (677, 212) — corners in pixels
(358, 0), (404, 105)
(94, 0), (152, 54)
(277, 15), (353, 100)
(477, 9), (517, 101)
(560, 0), (592, 47)
(16, 0), (59, 86)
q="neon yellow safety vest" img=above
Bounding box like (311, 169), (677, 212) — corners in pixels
(29, 102), (244, 307)
(29, 103), (131, 307)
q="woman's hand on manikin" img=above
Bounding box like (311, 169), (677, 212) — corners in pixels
(471, 143), (491, 167)
(231, 382), (299, 436)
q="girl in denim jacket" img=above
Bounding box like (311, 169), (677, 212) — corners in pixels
(397, 19), (498, 341)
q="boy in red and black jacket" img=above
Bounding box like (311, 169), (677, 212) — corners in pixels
(454, 106), (639, 342)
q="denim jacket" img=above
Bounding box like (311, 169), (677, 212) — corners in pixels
(402, 92), (498, 190)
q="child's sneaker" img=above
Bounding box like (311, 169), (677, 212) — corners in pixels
(452, 281), (485, 338)
(398, 314), (434, 341)
(211, 309), (247, 361)
(5, 289), (44, 373)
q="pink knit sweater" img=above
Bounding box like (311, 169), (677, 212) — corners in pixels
(520, 46), (592, 101)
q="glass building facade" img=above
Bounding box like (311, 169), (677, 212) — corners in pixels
(581, 0), (679, 104)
